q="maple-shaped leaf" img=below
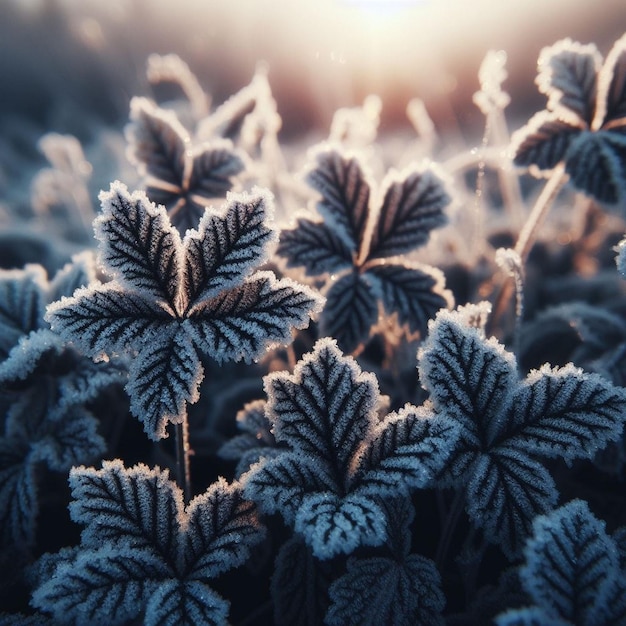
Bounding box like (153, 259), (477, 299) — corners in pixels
(126, 97), (246, 233)
(511, 34), (626, 205)
(326, 496), (446, 626)
(244, 339), (458, 559)
(419, 304), (626, 557)
(495, 500), (626, 626)
(46, 182), (322, 440)
(32, 460), (264, 626)
(277, 147), (452, 353)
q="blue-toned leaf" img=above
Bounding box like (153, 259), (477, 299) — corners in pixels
(244, 453), (337, 523)
(0, 612), (53, 625)
(521, 499), (619, 625)
(0, 439), (36, 548)
(271, 537), (332, 626)
(31, 547), (170, 626)
(495, 363), (626, 461)
(353, 405), (460, 496)
(184, 478), (265, 580)
(47, 251), (97, 303)
(566, 130), (626, 204)
(367, 263), (452, 336)
(188, 141), (245, 200)
(367, 165), (450, 260)
(0, 266), (46, 358)
(465, 451), (558, 558)
(144, 579), (229, 626)
(45, 284), (173, 357)
(305, 148), (371, 251)
(182, 189), (275, 305)
(495, 607), (567, 626)
(418, 308), (517, 457)
(294, 492), (387, 559)
(511, 111), (582, 172)
(30, 407), (106, 472)
(536, 38), (601, 123)
(68, 460), (183, 558)
(326, 554), (445, 626)
(594, 32), (626, 129)
(96, 182), (182, 309)
(126, 97), (189, 190)
(266, 338), (380, 474)
(127, 329), (203, 440)
(320, 272), (378, 354)
(186, 272), (322, 363)
(277, 217), (355, 276)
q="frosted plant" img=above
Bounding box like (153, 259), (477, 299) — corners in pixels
(420, 304), (626, 557)
(31, 460), (265, 625)
(278, 146), (453, 353)
(495, 500), (626, 625)
(46, 182), (322, 441)
(512, 34), (626, 205)
(0, 255), (124, 550)
(244, 338), (459, 559)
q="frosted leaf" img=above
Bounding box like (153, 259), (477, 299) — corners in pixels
(465, 451), (558, 558)
(353, 405), (460, 497)
(266, 338), (379, 472)
(96, 182), (182, 308)
(473, 49), (511, 114)
(536, 38), (601, 124)
(186, 272), (322, 364)
(565, 130), (626, 204)
(326, 554), (445, 626)
(30, 406), (106, 472)
(305, 148), (371, 251)
(184, 478), (265, 580)
(294, 492), (387, 559)
(368, 263), (452, 337)
(144, 580), (229, 626)
(367, 164), (450, 260)
(0, 266), (46, 358)
(520, 500), (620, 625)
(182, 188), (275, 304)
(495, 364), (626, 461)
(47, 251), (98, 303)
(319, 272), (378, 354)
(593, 32), (626, 130)
(46, 285), (174, 356)
(127, 331), (203, 440)
(0, 440), (36, 548)
(277, 217), (354, 276)
(126, 97), (189, 190)
(271, 537), (333, 626)
(511, 111), (582, 173)
(419, 308), (517, 449)
(31, 547), (170, 626)
(69, 460), (183, 556)
(188, 141), (245, 202)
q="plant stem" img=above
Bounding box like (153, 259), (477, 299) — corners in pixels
(175, 417), (191, 504)
(487, 164), (569, 336)
(435, 489), (466, 571)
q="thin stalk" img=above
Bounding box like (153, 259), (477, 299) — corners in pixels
(435, 489), (466, 570)
(487, 164), (569, 336)
(175, 417), (192, 504)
